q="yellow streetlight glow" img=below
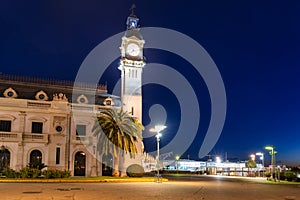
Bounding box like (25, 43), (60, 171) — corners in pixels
(155, 125), (167, 133)
(265, 146), (274, 150)
(149, 128), (156, 132)
(250, 154), (255, 161)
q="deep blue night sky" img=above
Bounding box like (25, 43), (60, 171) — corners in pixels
(0, 1), (299, 165)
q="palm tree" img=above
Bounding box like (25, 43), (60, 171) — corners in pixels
(92, 109), (144, 176)
(246, 159), (257, 177)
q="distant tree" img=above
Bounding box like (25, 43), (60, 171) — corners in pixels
(92, 109), (144, 176)
(290, 166), (300, 173)
(245, 160), (257, 168)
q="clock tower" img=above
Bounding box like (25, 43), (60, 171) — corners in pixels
(119, 12), (145, 123)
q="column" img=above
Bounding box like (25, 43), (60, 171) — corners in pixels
(16, 112), (26, 170)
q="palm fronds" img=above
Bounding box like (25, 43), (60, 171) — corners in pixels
(92, 109), (144, 158)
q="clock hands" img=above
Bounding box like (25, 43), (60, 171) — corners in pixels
(130, 49), (136, 54)
(127, 43), (140, 56)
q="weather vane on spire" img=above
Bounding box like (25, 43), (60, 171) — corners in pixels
(130, 4), (136, 15)
(127, 4), (139, 29)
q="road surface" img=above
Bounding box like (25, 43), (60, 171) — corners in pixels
(0, 175), (299, 199)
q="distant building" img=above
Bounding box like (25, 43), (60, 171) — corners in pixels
(0, 12), (146, 176)
(163, 159), (264, 176)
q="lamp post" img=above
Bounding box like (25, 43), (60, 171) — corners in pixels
(256, 152), (264, 176)
(265, 146), (276, 180)
(256, 152), (264, 167)
(150, 125), (166, 183)
(175, 155), (180, 173)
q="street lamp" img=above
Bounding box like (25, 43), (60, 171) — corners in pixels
(265, 146), (276, 180)
(256, 152), (264, 168)
(255, 152), (264, 166)
(175, 155), (180, 173)
(150, 125), (167, 183)
(216, 156), (221, 163)
(250, 154), (256, 161)
(256, 152), (264, 177)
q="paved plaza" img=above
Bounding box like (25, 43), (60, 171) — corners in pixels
(0, 176), (299, 200)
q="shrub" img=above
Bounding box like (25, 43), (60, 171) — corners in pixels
(28, 162), (47, 170)
(61, 170), (71, 178)
(19, 167), (41, 178)
(20, 167), (31, 178)
(284, 172), (297, 181)
(0, 166), (71, 179)
(265, 172), (271, 178)
(42, 169), (53, 179)
(31, 168), (40, 178)
(126, 164), (144, 177)
(42, 169), (71, 179)
(1, 168), (20, 178)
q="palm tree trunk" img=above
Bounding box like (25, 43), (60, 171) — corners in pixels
(119, 155), (127, 177)
(112, 155), (120, 177)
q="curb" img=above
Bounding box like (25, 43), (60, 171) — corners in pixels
(0, 178), (168, 183)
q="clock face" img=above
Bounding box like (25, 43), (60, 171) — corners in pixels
(126, 43), (140, 56)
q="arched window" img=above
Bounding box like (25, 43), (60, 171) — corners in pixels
(30, 150), (42, 165)
(74, 151), (86, 176)
(0, 146), (10, 171)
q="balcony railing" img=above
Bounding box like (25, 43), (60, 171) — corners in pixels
(0, 132), (48, 143)
(0, 132), (21, 142)
(23, 133), (48, 143)
(27, 101), (51, 108)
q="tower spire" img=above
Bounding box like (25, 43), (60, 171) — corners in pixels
(130, 4), (136, 16)
(126, 4), (139, 30)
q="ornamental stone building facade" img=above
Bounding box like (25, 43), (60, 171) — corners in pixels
(0, 13), (149, 176)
